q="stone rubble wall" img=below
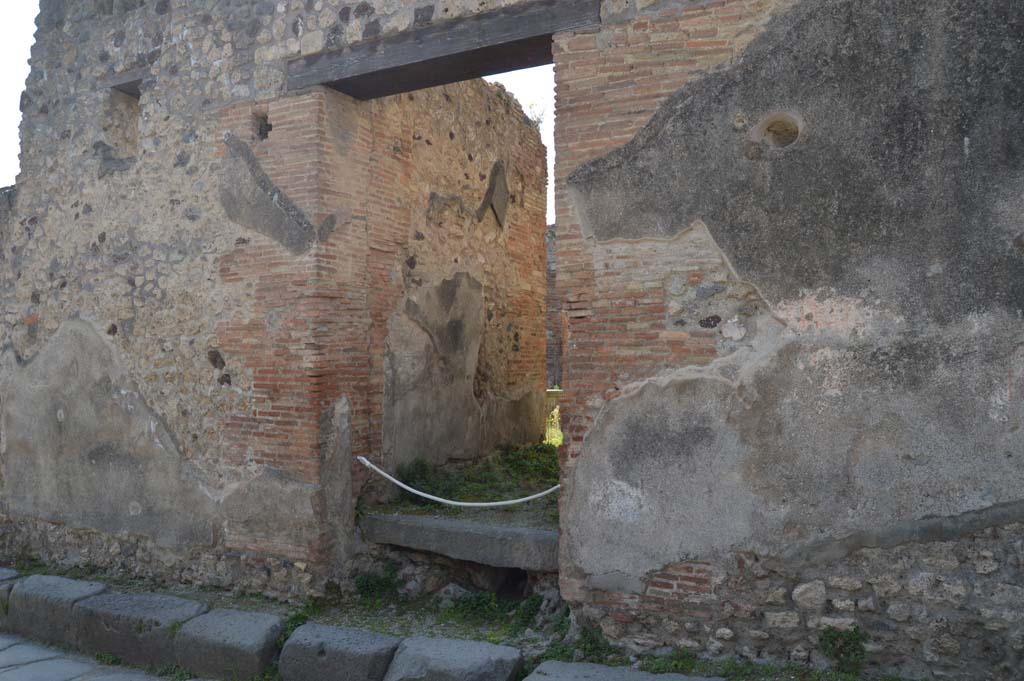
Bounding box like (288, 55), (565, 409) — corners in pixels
(1, 0), (546, 589)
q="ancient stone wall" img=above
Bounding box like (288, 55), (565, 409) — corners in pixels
(0, 0), (545, 592)
(550, 0), (1024, 677)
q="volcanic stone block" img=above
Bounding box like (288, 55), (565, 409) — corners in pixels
(382, 637), (522, 681)
(174, 609), (283, 680)
(0, 571), (17, 584)
(523, 662), (723, 681)
(361, 514), (559, 572)
(280, 624), (402, 681)
(7, 576), (106, 645)
(72, 592), (208, 668)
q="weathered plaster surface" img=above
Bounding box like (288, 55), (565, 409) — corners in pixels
(561, 0), (1024, 674)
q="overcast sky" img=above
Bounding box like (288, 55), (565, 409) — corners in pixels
(0, 3), (555, 221)
(0, 1), (38, 188)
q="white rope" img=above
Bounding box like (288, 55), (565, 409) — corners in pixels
(357, 456), (561, 508)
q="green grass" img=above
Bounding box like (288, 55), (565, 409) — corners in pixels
(95, 652), (122, 666)
(354, 563), (401, 603)
(439, 592), (547, 639)
(394, 442), (559, 508)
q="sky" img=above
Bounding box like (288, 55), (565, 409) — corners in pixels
(0, 3), (556, 221)
(485, 65), (557, 224)
(0, 1), (38, 187)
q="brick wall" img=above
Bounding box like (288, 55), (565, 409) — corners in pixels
(211, 80), (547, 562)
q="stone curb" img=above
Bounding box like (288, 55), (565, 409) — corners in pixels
(0, 569), (602, 681)
(72, 592), (209, 669)
(279, 623), (401, 681)
(173, 609), (283, 680)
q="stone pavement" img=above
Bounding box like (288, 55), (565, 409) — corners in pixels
(0, 633), (175, 681)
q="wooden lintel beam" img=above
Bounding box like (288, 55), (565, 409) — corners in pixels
(286, 0), (601, 99)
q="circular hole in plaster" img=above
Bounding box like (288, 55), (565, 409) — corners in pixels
(754, 113), (803, 148)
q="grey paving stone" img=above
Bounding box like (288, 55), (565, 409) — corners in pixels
(72, 592), (207, 669)
(0, 571), (17, 584)
(174, 609), (282, 680)
(0, 658), (95, 681)
(523, 662), (721, 681)
(7, 576), (106, 646)
(0, 637), (23, 653)
(0, 645), (61, 670)
(280, 623), (401, 681)
(383, 636), (522, 681)
(361, 514), (559, 572)
(0, 581), (15, 631)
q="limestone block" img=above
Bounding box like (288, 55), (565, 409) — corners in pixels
(791, 581), (827, 612)
(383, 637), (522, 681)
(174, 609), (282, 680)
(72, 592), (208, 668)
(280, 624), (401, 681)
(7, 576), (106, 646)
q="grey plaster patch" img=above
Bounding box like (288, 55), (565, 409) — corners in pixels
(524, 661), (720, 681)
(219, 132), (318, 255)
(361, 514), (559, 572)
(0, 658), (95, 681)
(221, 468), (321, 553)
(383, 637), (522, 681)
(174, 609), (282, 680)
(0, 321), (217, 549)
(71, 592), (207, 669)
(279, 623), (401, 681)
(7, 576), (106, 646)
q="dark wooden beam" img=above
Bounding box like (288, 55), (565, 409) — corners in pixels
(286, 0), (601, 99)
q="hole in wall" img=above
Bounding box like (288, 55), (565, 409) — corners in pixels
(255, 112), (273, 141)
(753, 112), (803, 148)
(103, 89), (141, 155)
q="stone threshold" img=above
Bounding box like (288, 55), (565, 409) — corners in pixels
(360, 513), (560, 573)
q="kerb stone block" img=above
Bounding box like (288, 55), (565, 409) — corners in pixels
(174, 609), (282, 680)
(72, 592), (208, 668)
(383, 636), (522, 681)
(7, 576), (106, 645)
(280, 623), (401, 681)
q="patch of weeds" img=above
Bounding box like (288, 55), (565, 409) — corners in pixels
(510, 594), (543, 634)
(394, 443), (559, 508)
(248, 664), (283, 681)
(640, 649), (698, 674)
(442, 591), (512, 626)
(154, 666), (192, 681)
(278, 598), (325, 647)
(355, 563), (401, 604)
(539, 626), (628, 666)
(820, 626), (869, 674)
(95, 652), (122, 666)
(12, 550), (46, 574)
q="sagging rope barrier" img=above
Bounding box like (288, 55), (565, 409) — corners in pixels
(357, 456), (561, 508)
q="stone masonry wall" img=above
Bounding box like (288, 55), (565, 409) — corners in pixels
(0, 0), (545, 592)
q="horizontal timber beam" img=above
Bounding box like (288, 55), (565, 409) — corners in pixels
(286, 0), (601, 99)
